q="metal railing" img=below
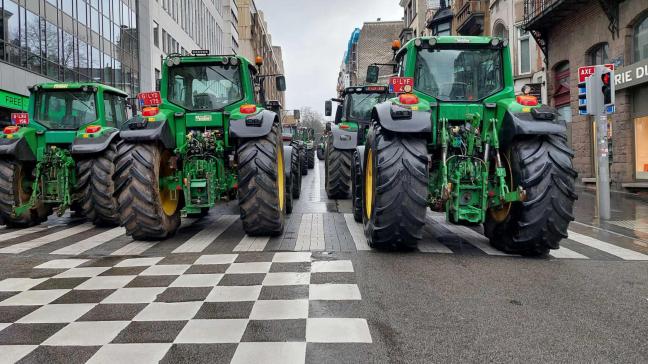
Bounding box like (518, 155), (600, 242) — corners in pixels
(455, 1), (487, 30)
(524, 0), (561, 25)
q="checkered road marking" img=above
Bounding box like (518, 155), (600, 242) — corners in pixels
(0, 252), (371, 363)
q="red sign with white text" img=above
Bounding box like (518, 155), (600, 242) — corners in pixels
(138, 91), (162, 106)
(579, 64), (615, 82)
(11, 113), (29, 126)
(388, 77), (414, 93)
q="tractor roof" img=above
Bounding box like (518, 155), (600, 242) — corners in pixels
(163, 53), (257, 73)
(343, 85), (388, 95)
(32, 82), (128, 97)
(397, 35), (508, 59)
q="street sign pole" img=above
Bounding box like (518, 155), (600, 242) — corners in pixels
(596, 111), (611, 220)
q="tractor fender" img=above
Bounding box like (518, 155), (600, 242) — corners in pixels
(282, 145), (293, 181)
(355, 145), (365, 173)
(120, 119), (176, 149)
(0, 137), (35, 161)
(230, 110), (276, 139)
(372, 102), (432, 133)
(500, 106), (567, 148)
(331, 127), (357, 150)
(71, 129), (119, 155)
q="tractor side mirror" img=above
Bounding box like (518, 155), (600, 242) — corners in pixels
(366, 65), (379, 84)
(276, 75), (286, 92)
(324, 100), (332, 117)
(334, 104), (343, 124)
(155, 79), (161, 91)
(325, 122), (331, 132)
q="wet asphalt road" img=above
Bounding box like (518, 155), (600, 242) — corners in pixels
(0, 159), (647, 363)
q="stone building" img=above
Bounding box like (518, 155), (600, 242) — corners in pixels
(453, 0), (491, 36)
(524, 0), (648, 189)
(235, 0), (285, 108)
(400, 0), (440, 42)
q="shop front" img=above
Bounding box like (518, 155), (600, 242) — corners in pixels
(616, 58), (648, 182)
(0, 89), (29, 127)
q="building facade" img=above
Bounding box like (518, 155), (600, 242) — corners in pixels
(138, 0), (239, 91)
(400, 0), (441, 43)
(235, 0), (284, 109)
(490, 0), (546, 102)
(0, 0), (139, 124)
(338, 21), (402, 92)
(453, 0), (490, 36)
(524, 0), (648, 189)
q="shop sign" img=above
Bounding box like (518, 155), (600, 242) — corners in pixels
(0, 90), (29, 111)
(615, 58), (648, 90)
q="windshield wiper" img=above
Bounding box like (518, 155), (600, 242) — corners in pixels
(67, 92), (94, 112)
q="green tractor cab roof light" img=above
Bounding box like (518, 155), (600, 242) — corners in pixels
(166, 57), (181, 67)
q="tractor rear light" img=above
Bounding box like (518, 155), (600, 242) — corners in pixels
(339, 124), (349, 129)
(516, 95), (538, 106)
(399, 93), (419, 105)
(3, 126), (20, 134)
(142, 107), (159, 117)
(85, 125), (101, 133)
(240, 104), (257, 114)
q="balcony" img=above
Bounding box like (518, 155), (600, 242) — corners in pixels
(523, 0), (591, 32)
(455, 1), (487, 36)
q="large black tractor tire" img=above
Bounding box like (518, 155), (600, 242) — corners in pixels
(286, 170), (294, 215)
(115, 143), (181, 240)
(307, 147), (315, 169)
(362, 128), (428, 250)
(0, 160), (49, 227)
(351, 149), (363, 222)
(75, 142), (120, 226)
(317, 146), (324, 160)
(237, 124), (286, 236)
(325, 137), (353, 199)
(291, 145), (302, 199)
(484, 135), (577, 256)
(300, 147), (308, 176)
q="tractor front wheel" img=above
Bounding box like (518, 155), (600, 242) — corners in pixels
(0, 160), (48, 227)
(75, 142), (120, 226)
(115, 143), (181, 240)
(317, 145), (324, 160)
(484, 135), (577, 256)
(237, 124), (286, 236)
(325, 136), (352, 199)
(351, 149), (363, 222)
(291, 144), (302, 199)
(307, 148), (315, 169)
(300, 146), (308, 176)
(362, 128), (428, 250)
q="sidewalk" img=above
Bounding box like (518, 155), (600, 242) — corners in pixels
(574, 186), (648, 241)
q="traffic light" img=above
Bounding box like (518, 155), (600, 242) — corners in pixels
(600, 68), (615, 110)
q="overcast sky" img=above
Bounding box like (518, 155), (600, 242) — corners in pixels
(255, 0), (403, 119)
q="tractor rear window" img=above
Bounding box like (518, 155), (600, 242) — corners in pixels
(346, 93), (387, 121)
(415, 47), (504, 102)
(168, 64), (243, 111)
(34, 91), (97, 130)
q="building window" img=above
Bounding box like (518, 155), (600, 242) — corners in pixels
(588, 43), (609, 65)
(635, 14), (648, 62)
(493, 23), (508, 40)
(635, 116), (648, 179)
(553, 61), (570, 108)
(518, 27), (531, 74)
(153, 21), (159, 48)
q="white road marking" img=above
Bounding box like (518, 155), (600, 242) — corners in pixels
(567, 230), (648, 260)
(295, 213), (325, 251)
(343, 214), (370, 251)
(0, 223), (95, 254)
(0, 226), (52, 240)
(427, 213), (513, 256)
(233, 235), (270, 252)
(51, 227), (126, 255)
(173, 215), (238, 253)
(549, 246), (589, 259)
(418, 226), (454, 254)
(111, 241), (158, 256)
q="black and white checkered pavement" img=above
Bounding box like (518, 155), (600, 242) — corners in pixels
(0, 252), (371, 363)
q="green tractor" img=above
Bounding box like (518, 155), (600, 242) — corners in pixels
(316, 134), (326, 161)
(282, 124), (310, 176)
(115, 52), (292, 240)
(324, 85), (390, 221)
(0, 82), (128, 227)
(361, 36), (577, 256)
(281, 123), (303, 202)
(299, 127), (316, 170)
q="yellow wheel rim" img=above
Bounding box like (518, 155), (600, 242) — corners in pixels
(489, 153), (513, 223)
(364, 149), (373, 219)
(277, 146), (285, 211)
(159, 150), (179, 216)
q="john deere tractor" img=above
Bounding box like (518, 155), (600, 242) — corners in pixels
(316, 134), (326, 161)
(300, 127), (316, 170)
(324, 85), (390, 222)
(281, 123), (303, 204)
(0, 83), (128, 227)
(362, 36), (577, 256)
(115, 52), (292, 240)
